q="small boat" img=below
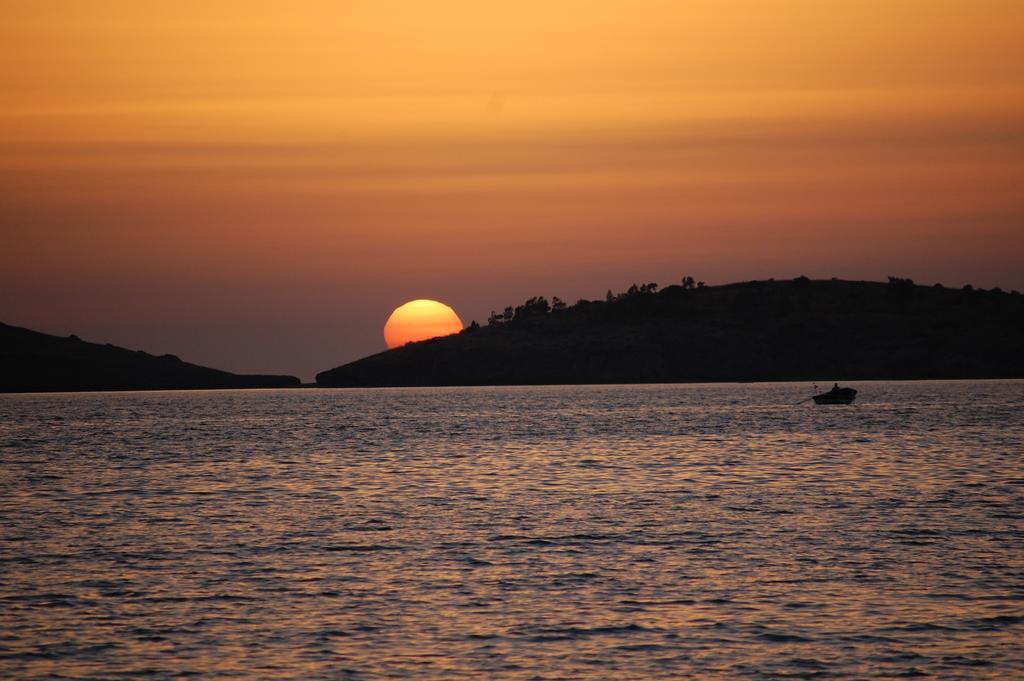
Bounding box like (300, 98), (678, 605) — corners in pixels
(812, 384), (857, 405)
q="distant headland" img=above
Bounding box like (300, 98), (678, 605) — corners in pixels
(317, 277), (1024, 387)
(0, 322), (300, 393)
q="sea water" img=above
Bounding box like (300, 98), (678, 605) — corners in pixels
(1, 381), (1022, 679)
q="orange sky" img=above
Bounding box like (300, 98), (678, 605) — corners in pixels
(1, 1), (1022, 379)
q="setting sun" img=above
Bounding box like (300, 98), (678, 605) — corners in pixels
(383, 300), (463, 349)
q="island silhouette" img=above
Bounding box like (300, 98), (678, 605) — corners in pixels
(317, 277), (1024, 387)
(0, 322), (299, 393)
(5, 276), (1022, 392)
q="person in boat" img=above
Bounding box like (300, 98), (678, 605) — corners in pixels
(831, 383), (840, 392)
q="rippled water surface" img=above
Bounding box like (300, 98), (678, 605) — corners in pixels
(1, 381), (1023, 679)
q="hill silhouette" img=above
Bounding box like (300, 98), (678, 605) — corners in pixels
(1, 322), (300, 393)
(317, 278), (1024, 387)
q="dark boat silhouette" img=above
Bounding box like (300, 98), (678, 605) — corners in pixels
(813, 384), (857, 405)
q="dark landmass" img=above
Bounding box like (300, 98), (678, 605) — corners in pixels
(1, 322), (300, 393)
(317, 277), (1024, 387)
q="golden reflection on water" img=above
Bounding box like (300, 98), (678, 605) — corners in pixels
(0, 381), (1022, 679)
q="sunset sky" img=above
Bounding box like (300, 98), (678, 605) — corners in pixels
(2, 1), (1022, 379)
